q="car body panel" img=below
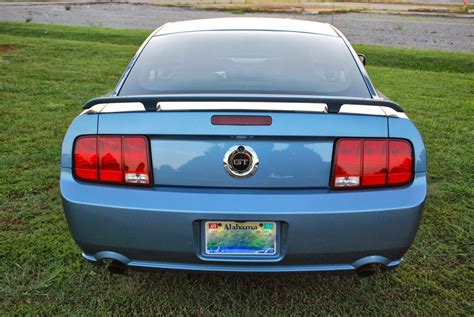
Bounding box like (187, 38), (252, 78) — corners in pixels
(150, 137), (334, 188)
(95, 112), (388, 137)
(90, 111), (389, 188)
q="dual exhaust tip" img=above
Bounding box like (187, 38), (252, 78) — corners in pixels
(355, 263), (386, 277)
(103, 259), (127, 275)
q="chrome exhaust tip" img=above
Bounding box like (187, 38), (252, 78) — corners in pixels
(355, 263), (383, 277)
(106, 259), (127, 275)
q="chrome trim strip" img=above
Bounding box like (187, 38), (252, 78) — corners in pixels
(339, 104), (408, 119)
(157, 102), (328, 113)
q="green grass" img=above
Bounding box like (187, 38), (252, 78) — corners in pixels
(0, 21), (473, 315)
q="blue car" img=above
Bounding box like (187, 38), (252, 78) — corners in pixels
(60, 18), (427, 276)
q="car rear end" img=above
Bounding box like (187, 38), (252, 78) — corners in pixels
(60, 18), (427, 274)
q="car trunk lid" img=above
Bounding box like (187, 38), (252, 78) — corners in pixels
(97, 110), (388, 188)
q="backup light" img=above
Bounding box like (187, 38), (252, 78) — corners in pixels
(332, 138), (413, 189)
(334, 176), (360, 187)
(74, 135), (152, 186)
(125, 173), (149, 184)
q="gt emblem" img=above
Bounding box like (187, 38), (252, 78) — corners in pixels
(223, 145), (259, 178)
(233, 158), (248, 166)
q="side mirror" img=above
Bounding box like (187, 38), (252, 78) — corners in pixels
(358, 54), (366, 66)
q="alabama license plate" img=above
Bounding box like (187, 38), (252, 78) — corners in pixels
(204, 221), (277, 255)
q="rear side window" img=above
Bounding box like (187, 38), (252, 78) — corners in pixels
(119, 31), (370, 98)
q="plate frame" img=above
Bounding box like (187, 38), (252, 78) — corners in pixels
(202, 221), (280, 258)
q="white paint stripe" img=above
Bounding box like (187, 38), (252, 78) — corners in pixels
(80, 103), (107, 115)
(339, 104), (386, 116)
(380, 106), (409, 119)
(157, 101), (328, 113)
(100, 102), (145, 113)
(340, 104), (408, 119)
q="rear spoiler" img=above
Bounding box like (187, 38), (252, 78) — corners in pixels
(81, 94), (406, 118)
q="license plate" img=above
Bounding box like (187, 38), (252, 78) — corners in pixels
(204, 221), (277, 255)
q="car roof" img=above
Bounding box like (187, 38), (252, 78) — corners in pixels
(154, 18), (339, 37)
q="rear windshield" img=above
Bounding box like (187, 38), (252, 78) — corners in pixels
(119, 31), (370, 98)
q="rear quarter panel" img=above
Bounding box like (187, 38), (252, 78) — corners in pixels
(389, 117), (427, 173)
(61, 114), (98, 168)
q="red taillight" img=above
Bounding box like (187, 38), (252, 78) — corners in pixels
(122, 137), (151, 184)
(333, 138), (413, 189)
(388, 140), (413, 185)
(333, 139), (362, 187)
(98, 136), (122, 182)
(362, 140), (387, 186)
(74, 136), (98, 181)
(74, 135), (151, 186)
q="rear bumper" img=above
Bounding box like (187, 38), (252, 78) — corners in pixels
(61, 168), (426, 273)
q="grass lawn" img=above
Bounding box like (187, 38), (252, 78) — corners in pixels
(0, 21), (472, 315)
